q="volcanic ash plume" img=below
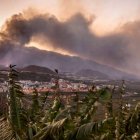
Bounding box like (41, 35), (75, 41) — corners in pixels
(0, 9), (140, 73)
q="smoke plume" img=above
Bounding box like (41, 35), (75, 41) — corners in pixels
(0, 9), (140, 74)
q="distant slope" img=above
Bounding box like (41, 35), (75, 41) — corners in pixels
(0, 65), (6, 69)
(18, 65), (57, 82)
(0, 46), (139, 80)
(0, 65), (4, 68)
(76, 69), (109, 79)
(21, 65), (56, 75)
(0, 65), (58, 82)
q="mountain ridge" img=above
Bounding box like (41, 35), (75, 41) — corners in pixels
(76, 69), (109, 80)
(0, 45), (139, 80)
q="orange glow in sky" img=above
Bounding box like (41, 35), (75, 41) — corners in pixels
(0, 0), (140, 35)
(27, 41), (77, 57)
(1, 0), (140, 56)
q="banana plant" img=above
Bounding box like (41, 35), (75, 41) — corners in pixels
(1, 65), (139, 140)
(7, 65), (28, 139)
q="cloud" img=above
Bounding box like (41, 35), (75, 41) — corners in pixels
(0, 10), (140, 74)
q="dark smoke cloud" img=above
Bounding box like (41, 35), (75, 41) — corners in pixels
(0, 10), (140, 74)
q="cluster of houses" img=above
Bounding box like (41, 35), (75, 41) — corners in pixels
(20, 78), (88, 94)
(0, 78), (118, 94)
(0, 78), (121, 95)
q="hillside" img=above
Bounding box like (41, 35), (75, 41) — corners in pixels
(20, 65), (56, 75)
(19, 65), (57, 82)
(0, 46), (139, 80)
(76, 69), (109, 80)
(0, 65), (57, 82)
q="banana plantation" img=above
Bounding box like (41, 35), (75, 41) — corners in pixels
(0, 65), (140, 140)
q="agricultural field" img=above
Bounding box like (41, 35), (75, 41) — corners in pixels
(0, 65), (140, 140)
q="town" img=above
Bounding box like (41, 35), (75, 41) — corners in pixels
(0, 78), (89, 94)
(21, 78), (89, 93)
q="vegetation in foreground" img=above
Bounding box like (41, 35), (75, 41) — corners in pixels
(0, 65), (140, 140)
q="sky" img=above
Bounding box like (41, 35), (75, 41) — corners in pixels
(1, 0), (140, 74)
(0, 0), (140, 35)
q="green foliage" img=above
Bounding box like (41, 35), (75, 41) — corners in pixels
(0, 66), (140, 140)
(29, 88), (41, 122)
(33, 118), (67, 140)
(8, 65), (28, 139)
